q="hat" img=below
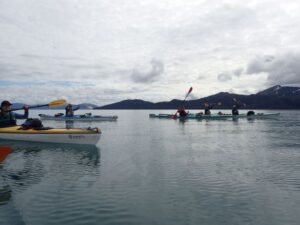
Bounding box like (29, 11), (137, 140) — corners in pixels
(1, 100), (12, 107)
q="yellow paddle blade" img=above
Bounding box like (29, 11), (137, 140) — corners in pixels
(48, 99), (67, 108)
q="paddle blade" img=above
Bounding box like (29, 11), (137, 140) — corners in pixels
(48, 99), (67, 108)
(185, 87), (193, 99)
(0, 146), (12, 162)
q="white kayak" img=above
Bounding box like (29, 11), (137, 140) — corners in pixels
(39, 114), (118, 122)
(0, 126), (101, 145)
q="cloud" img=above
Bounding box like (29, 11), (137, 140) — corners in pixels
(197, 75), (206, 80)
(103, 87), (143, 95)
(1, 0), (300, 104)
(0, 80), (92, 87)
(131, 59), (164, 83)
(233, 68), (243, 77)
(246, 52), (300, 85)
(217, 73), (232, 82)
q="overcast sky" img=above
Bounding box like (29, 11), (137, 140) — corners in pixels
(1, 0), (300, 105)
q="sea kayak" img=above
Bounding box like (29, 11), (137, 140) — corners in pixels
(39, 114), (118, 122)
(0, 126), (101, 145)
(149, 113), (280, 120)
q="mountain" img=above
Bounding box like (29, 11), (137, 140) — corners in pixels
(7, 85), (300, 110)
(78, 103), (99, 109)
(95, 85), (300, 110)
(256, 85), (300, 97)
(99, 99), (155, 109)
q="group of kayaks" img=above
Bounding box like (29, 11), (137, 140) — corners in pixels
(0, 110), (117, 146)
(39, 113), (118, 121)
(149, 112), (280, 120)
(0, 94), (281, 146)
(0, 111), (280, 146)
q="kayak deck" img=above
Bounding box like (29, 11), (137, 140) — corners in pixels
(0, 126), (101, 145)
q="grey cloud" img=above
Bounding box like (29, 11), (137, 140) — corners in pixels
(165, 3), (258, 47)
(217, 73), (232, 82)
(131, 59), (164, 83)
(246, 55), (275, 74)
(246, 52), (300, 85)
(1, 0), (300, 104)
(233, 68), (243, 77)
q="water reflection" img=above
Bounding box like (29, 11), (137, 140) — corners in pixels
(0, 185), (11, 205)
(65, 120), (74, 129)
(0, 140), (100, 206)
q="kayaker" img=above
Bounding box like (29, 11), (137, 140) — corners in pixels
(0, 101), (29, 127)
(65, 104), (80, 117)
(232, 98), (246, 115)
(204, 102), (221, 115)
(177, 107), (188, 117)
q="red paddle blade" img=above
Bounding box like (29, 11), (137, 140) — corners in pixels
(0, 146), (12, 162)
(185, 87), (193, 98)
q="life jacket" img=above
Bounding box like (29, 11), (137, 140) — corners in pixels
(232, 108), (239, 115)
(0, 112), (17, 127)
(178, 109), (188, 117)
(65, 108), (74, 117)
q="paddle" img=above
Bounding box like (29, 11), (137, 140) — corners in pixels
(172, 87), (193, 119)
(9, 99), (67, 111)
(0, 146), (12, 162)
(233, 98), (246, 107)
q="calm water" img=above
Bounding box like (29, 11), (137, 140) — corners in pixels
(0, 110), (300, 225)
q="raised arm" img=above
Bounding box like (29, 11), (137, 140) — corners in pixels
(14, 106), (29, 119)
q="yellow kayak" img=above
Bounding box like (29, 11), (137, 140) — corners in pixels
(0, 126), (101, 145)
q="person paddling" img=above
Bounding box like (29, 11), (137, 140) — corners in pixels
(232, 98), (246, 115)
(177, 107), (189, 118)
(171, 87), (193, 119)
(204, 102), (221, 115)
(65, 104), (80, 117)
(0, 101), (29, 127)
